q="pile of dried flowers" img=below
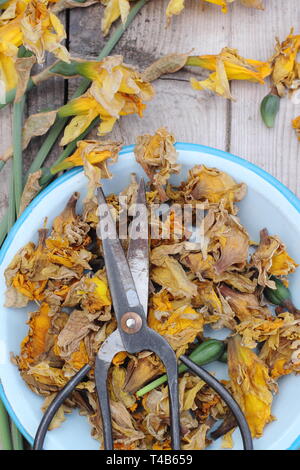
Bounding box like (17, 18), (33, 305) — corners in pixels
(5, 128), (300, 449)
(0, 0), (299, 450)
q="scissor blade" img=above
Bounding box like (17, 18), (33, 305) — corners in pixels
(96, 188), (143, 321)
(127, 179), (149, 317)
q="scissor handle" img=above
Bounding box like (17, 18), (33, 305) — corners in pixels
(96, 327), (180, 450)
(33, 363), (92, 450)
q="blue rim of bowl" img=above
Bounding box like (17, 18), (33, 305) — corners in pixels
(1, 142), (300, 450)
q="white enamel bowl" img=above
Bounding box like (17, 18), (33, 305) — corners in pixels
(1, 143), (300, 450)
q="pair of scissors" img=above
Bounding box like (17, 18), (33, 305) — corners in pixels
(33, 179), (253, 450)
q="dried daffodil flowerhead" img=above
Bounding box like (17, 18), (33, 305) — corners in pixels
(259, 313), (300, 379)
(0, 0), (70, 93)
(183, 164), (247, 212)
(134, 127), (180, 201)
(270, 29), (300, 97)
(20, 0), (70, 63)
(148, 291), (203, 356)
(250, 228), (298, 288)
(58, 56), (154, 145)
(189, 48), (271, 99)
(228, 335), (276, 438)
(51, 139), (122, 173)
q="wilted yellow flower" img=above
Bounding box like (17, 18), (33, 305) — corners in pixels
(51, 139), (122, 173)
(270, 29), (300, 97)
(228, 335), (275, 438)
(0, 0), (69, 93)
(58, 56), (154, 145)
(20, 0), (70, 63)
(134, 127), (180, 201)
(148, 290), (204, 355)
(190, 48), (271, 99)
(251, 228), (298, 287)
(63, 272), (112, 313)
(184, 164), (247, 212)
(259, 313), (300, 379)
(101, 0), (130, 36)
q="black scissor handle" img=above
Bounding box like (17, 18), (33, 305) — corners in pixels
(33, 363), (92, 450)
(179, 355), (253, 450)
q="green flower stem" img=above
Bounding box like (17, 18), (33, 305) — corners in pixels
(0, 211), (8, 247)
(185, 56), (207, 67)
(137, 340), (225, 397)
(0, 399), (12, 450)
(7, 167), (16, 233)
(10, 421), (23, 450)
(0, 161), (4, 172)
(12, 96), (26, 213)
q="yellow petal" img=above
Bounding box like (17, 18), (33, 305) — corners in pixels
(228, 335), (275, 438)
(0, 51), (18, 92)
(166, 0), (185, 18)
(204, 0), (228, 13)
(101, 0), (130, 36)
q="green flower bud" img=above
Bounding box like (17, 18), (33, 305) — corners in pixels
(264, 276), (291, 306)
(260, 93), (280, 128)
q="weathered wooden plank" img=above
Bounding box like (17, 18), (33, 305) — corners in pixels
(230, 1), (300, 196)
(68, 1), (231, 148)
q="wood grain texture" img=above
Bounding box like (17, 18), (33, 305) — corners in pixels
(229, 1), (300, 196)
(1, 1), (300, 223)
(68, 1), (231, 147)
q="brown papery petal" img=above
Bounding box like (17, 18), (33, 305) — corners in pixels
(142, 53), (189, 82)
